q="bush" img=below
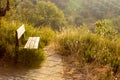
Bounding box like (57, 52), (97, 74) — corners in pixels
(95, 19), (118, 40)
(15, 1), (67, 30)
(55, 25), (120, 74)
(0, 19), (20, 58)
(38, 26), (55, 48)
(0, 19), (46, 67)
(15, 49), (45, 67)
(25, 25), (55, 48)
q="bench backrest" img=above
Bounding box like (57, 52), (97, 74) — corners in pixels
(16, 24), (25, 39)
(15, 24), (25, 50)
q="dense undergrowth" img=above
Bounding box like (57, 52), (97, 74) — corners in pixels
(55, 22), (120, 79)
(1, 0), (120, 79)
(0, 18), (55, 67)
(0, 17), (120, 79)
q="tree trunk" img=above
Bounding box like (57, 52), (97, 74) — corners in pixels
(0, 0), (10, 17)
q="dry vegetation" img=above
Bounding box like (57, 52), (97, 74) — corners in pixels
(54, 22), (120, 79)
(1, 0), (120, 79)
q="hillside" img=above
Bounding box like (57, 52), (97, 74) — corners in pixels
(0, 0), (120, 79)
(47, 0), (120, 26)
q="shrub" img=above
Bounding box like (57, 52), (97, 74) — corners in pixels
(55, 25), (120, 74)
(25, 25), (55, 48)
(0, 19), (20, 58)
(15, 49), (45, 67)
(0, 19), (46, 67)
(56, 26), (82, 55)
(95, 19), (118, 40)
(15, 1), (67, 30)
(111, 57), (120, 74)
(38, 26), (55, 48)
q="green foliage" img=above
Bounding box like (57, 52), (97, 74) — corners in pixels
(65, 0), (82, 26)
(16, 49), (45, 67)
(56, 25), (90, 56)
(55, 25), (120, 74)
(111, 57), (120, 74)
(48, 0), (120, 26)
(13, 1), (66, 30)
(0, 19), (57, 67)
(36, 1), (66, 30)
(0, 18), (20, 58)
(1, 0), (120, 78)
(25, 25), (55, 48)
(38, 26), (55, 48)
(95, 19), (117, 40)
(0, 19), (46, 67)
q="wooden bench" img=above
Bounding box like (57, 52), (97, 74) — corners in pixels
(15, 24), (40, 51)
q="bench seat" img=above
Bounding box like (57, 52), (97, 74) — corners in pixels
(24, 37), (40, 49)
(15, 24), (40, 51)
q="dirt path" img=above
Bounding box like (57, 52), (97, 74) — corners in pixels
(0, 46), (64, 80)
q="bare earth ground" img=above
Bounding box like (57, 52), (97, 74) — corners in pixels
(0, 45), (64, 80)
(46, 45), (120, 80)
(0, 45), (120, 80)
(62, 53), (120, 80)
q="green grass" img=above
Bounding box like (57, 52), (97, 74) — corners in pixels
(55, 25), (120, 75)
(1, 17), (120, 78)
(0, 19), (55, 67)
(16, 49), (45, 67)
(38, 26), (55, 48)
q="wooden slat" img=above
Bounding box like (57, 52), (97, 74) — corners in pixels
(24, 37), (33, 48)
(17, 24), (25, 39)
(34, 37), (40, 49)
(29, 37), (35, 48)
(24, 37), (40, 49)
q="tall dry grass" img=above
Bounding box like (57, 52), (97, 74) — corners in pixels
(55, 25), (120, 75)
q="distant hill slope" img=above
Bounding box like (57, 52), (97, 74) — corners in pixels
(46, 0), (120, 25)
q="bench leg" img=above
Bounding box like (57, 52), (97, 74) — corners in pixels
(14, 46), (19, 64)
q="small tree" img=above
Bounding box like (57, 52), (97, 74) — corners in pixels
(95, 19), (117, 40)
(17, 1), (67, 30)
(34, 1), (67, 30)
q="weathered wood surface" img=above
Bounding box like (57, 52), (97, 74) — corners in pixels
(24, 37), (40, 49)
(16, 24), (40, 49)
(16, 24), (25, 39)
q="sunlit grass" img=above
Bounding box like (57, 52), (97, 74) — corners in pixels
(0, 19), (55, 67)
(55, 25), (120, 75)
